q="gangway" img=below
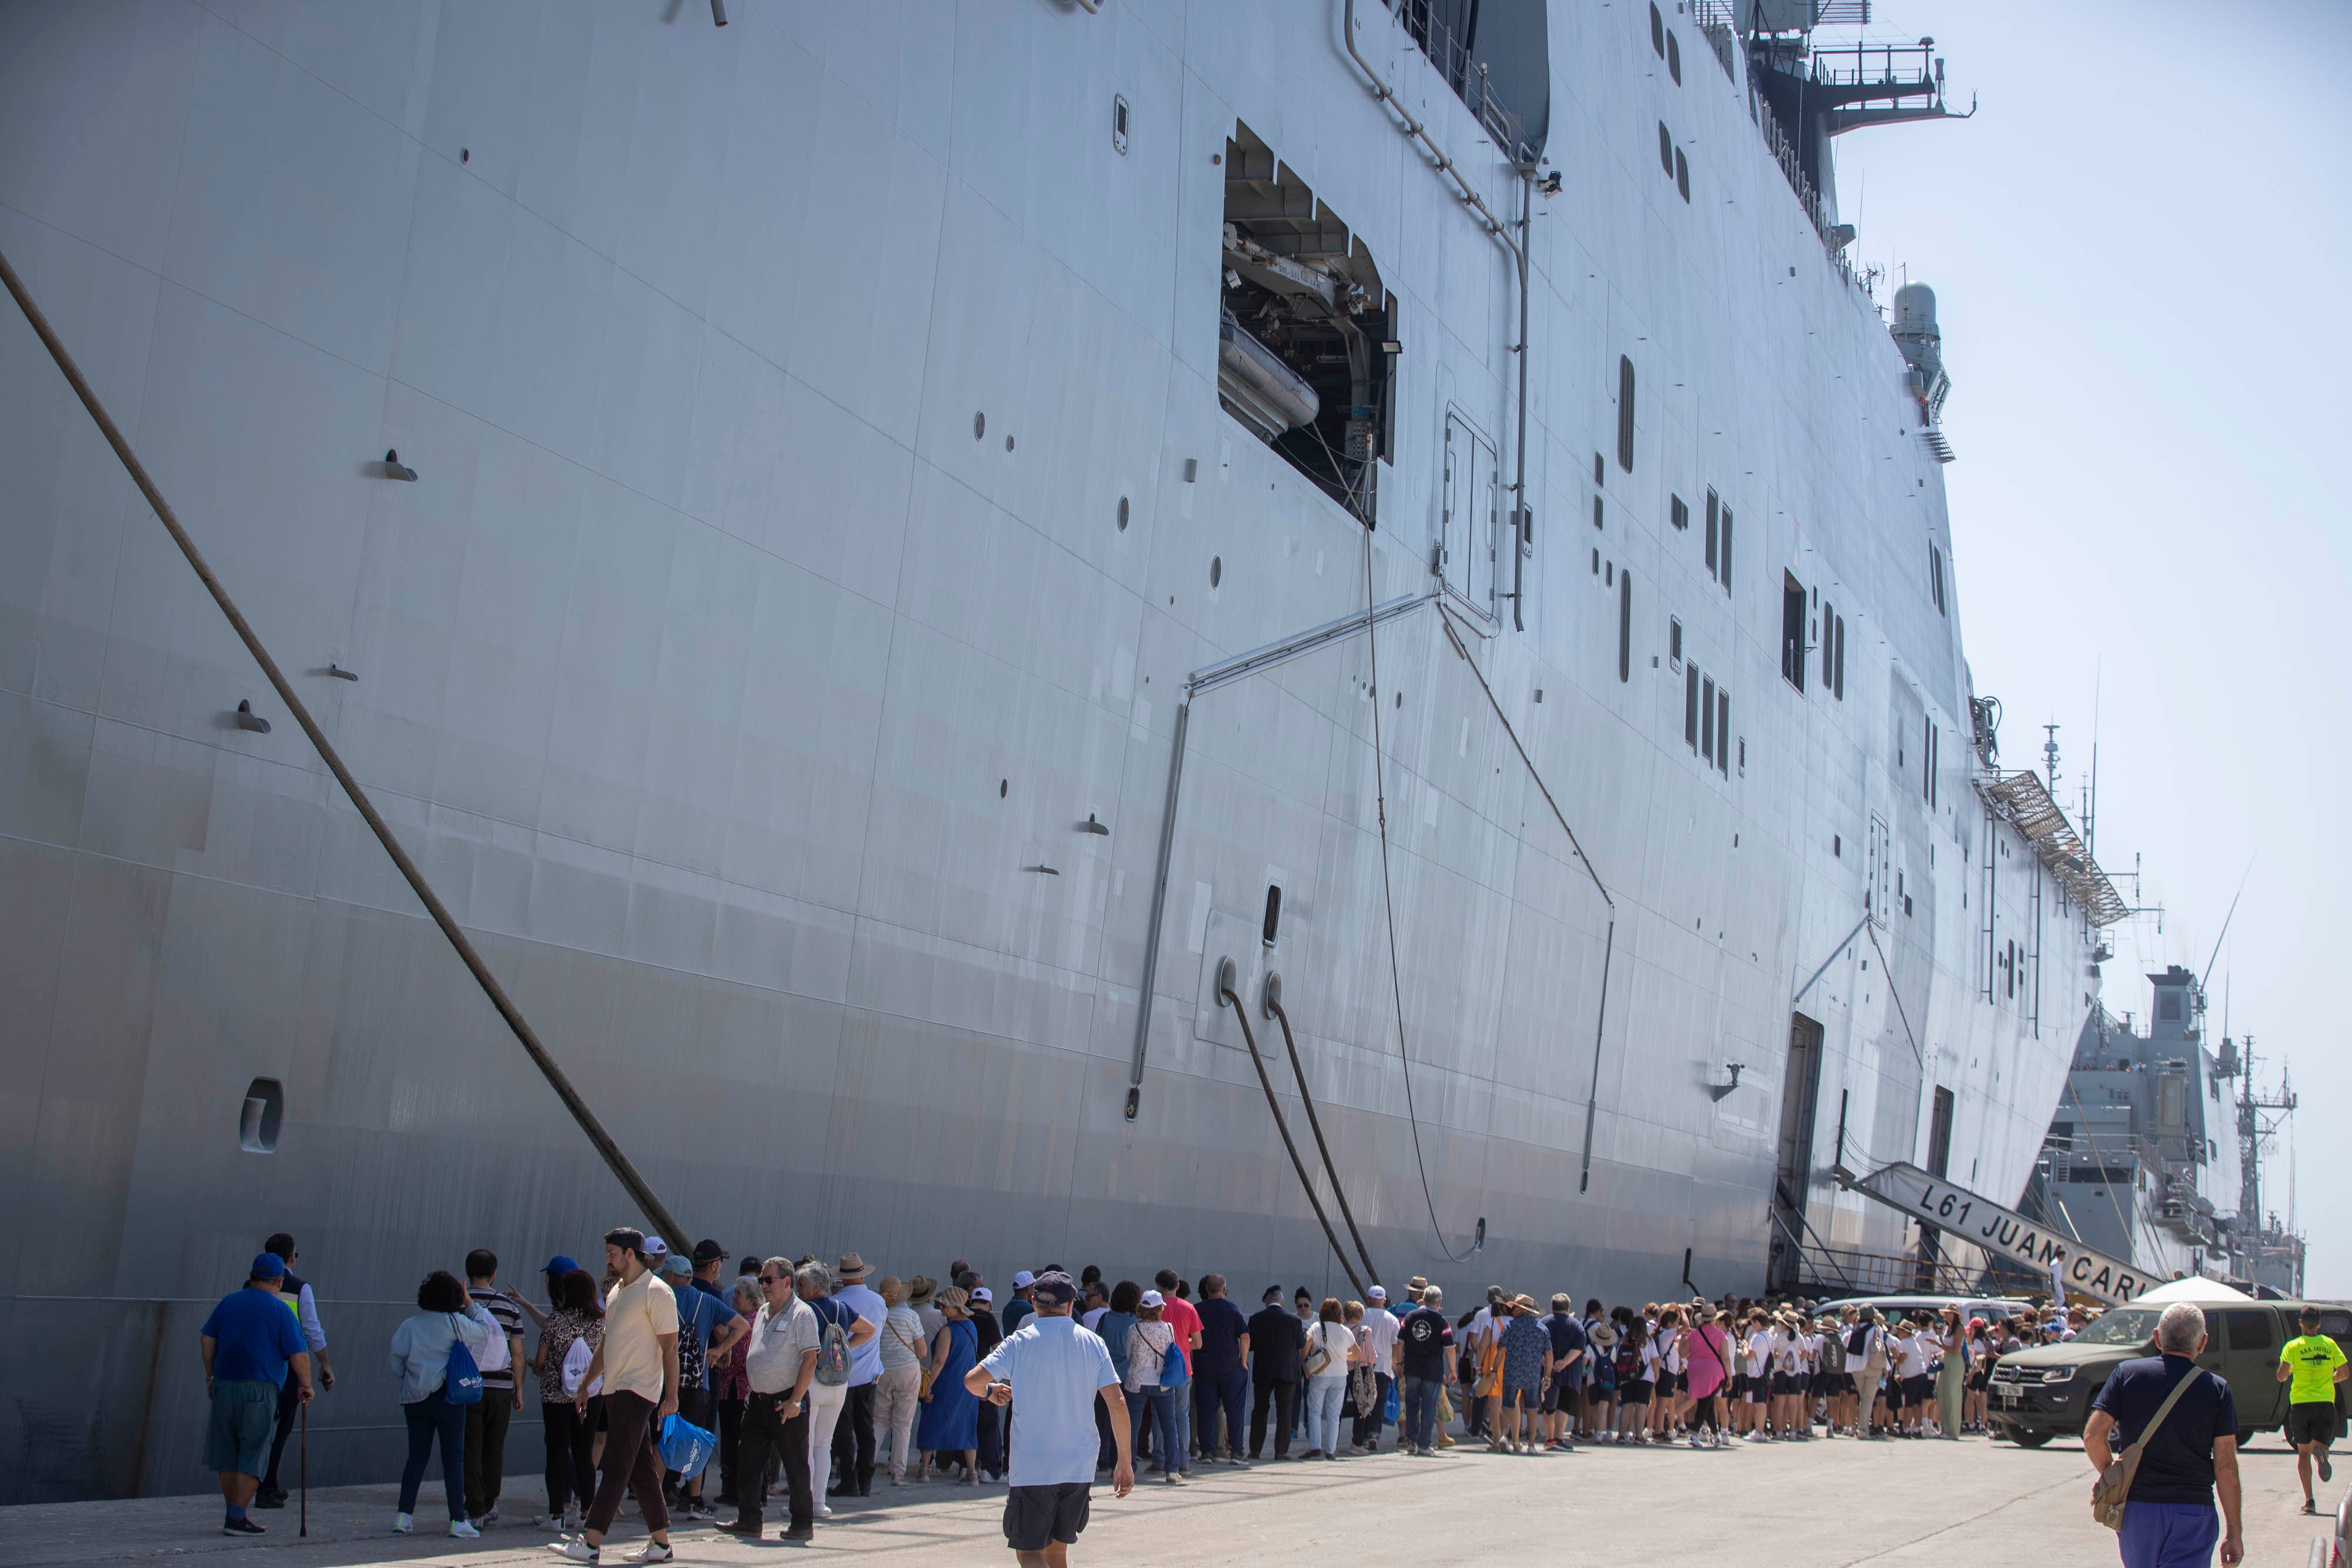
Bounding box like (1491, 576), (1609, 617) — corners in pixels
(1836, 1160), (2160, 1307)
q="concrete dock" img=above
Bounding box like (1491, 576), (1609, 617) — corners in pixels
(0, 1433), (2330, 1567)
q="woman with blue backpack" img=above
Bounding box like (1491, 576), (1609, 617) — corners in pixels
(386, 1269), (497, 1538)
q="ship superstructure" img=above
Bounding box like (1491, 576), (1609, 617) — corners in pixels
(0, 0), (2117, 1497)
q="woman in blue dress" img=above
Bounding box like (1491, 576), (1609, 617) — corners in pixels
(914, 1285), (980, 1483)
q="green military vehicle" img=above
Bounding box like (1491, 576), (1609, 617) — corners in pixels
(1987, 1299), (2351, 1448)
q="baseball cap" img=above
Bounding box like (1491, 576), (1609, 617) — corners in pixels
(1013, 1270), (1037, 1289)
(1367, 1285), (1388, 1300)
(542, 1255), (580, 1276)
(642, 1236), (670, 1263)
(692, 1239), (728, 1265)
(971, 1286), (993, 1303)
(659, 1253), (693, 1276)
(1030, 1271), (1078, 1306)
(1140, 1289), (1165, 1308)
(250, 1252), (287, 1280)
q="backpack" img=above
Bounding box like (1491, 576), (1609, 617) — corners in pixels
(1615, 1340), (1642, 1381)
(676, 1299), (709, 1389)
(1847, 1323), (1872, 1358)
(814, 1301), (851, 1388)
(444, 1316), (484, 1405)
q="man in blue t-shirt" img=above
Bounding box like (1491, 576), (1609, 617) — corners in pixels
(2085, 1302), (2244, 1568)
(1190, 1276), (1252, 1464)
(199, 1253), (312, 1536)
(659, 1253), (744, 1517)
(1542, 1295), (1588, 1451)
(970, 1271), (1131, 1564)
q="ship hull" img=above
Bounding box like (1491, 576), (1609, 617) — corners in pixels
(0, 0), (2096, 1497)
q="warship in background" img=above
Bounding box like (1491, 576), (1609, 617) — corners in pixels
(2026, 964), (2305, 1298)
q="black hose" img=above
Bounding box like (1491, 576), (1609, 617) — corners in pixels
(1266, 995), (1381, 1289)
(1222, 979), (1367, 1300)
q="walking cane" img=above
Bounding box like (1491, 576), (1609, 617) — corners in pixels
(299, 1399), (308, 1537)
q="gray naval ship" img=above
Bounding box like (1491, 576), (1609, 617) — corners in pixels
(0, 0), (2124, 1498)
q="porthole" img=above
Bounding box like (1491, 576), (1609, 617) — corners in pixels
(1117, 496), (1130, 531)
(1210, 556), (1222, 588)
(1000, 778), (1008, 798)
(239, 1078), (283, 1154)
(974, 412), (986, 439)
(1005, 434), (1016, 453)
(1112, 94), (1131, 155)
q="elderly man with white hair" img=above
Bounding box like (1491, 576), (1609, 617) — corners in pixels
(2083, 1302), (2244, 1568)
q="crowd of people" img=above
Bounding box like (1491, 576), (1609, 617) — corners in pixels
(195, 1228), (2127, 1563)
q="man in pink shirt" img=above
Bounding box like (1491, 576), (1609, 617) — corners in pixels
(1152, 1271), (1204, 1475)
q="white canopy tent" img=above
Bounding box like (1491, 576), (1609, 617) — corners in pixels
(2131, 1276), (2256, 1306)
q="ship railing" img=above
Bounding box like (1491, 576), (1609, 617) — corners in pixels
(1387, 0), (1533, 161)
(1794, 1242), (2044, 1301)
(1689, 0), (1739, 81)
(1808, 41), (1938, 96)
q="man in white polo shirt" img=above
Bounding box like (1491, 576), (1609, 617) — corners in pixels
(968, 1272), (1131, 1567)
(1352, 1286), (1400, 1452)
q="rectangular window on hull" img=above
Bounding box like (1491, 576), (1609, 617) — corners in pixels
(1701, 675), (1716, 762)
(1719, 506), (1733, 593)
(1618, 569), (1632, 683)
(1658, 122), (1675, 178)
(1822, 600), (1836, 687)
(1717, 689), (1730, 775)
(1671, 493), (1688, 531)
(1616, 356), (1637, 472)
(1704, 489), (1718, 573)
(1780, 574), (1806, 691)
(1927, 1086), (1956, 1179)
(1685, 663), (1700, 748)
(1670, 616), (1683, 666)
(1675, 146), (1689, 202)
(1930, 544), (1947, 614)
(1833, 613), (1846, 698)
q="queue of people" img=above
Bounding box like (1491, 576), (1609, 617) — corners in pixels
(196, 1233), (2109, 1563)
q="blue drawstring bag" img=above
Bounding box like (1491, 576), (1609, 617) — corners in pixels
(1384, 1380), (1400, 1422)
(445, 1315), (483, 1406)
(658, 1412), (716, 1480)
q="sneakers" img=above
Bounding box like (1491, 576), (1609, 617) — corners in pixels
(780, 1524), (815, 1542)
(550, 1539), (600, 1562)
(480, 1508), (501, 1525)
(1688, 1434), (1704, 1449)
(222, 1517), (266, 1536)
(534, 1514), (564, 1532)
(621, 1543), (673, 1564)
(450, 1520), (482, 1539)
(2303, 1499), (2320, 1516)
(252, 1490), (286, 1510)
(393, 1513), (415, 1534)
(2322, 1451), (2336, 1484)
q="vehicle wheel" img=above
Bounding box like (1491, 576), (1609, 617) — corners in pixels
(2011, 1430), (2053, 1449)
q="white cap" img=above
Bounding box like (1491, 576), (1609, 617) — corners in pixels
(1367, 1286), (1387, 1300)
(1013, 1271), (1036, 1288)
(1140, 1289), (1165, 1308)
(643, 1236), (670, 1261)
(971, 1286), (993, 1303)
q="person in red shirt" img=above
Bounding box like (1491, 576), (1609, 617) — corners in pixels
(1152, 1272), (1203, 1474)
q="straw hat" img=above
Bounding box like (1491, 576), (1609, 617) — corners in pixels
(836, 1252), (870, 1281)
(908, 1275), (937, 1307)
(1587, 1322), (1619, 1349)
(879, 1275), (908, 1305)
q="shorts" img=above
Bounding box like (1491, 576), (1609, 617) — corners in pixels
(206, 1378), (280, 1476)
(1745, 1379), (1769, 1405)
(1966, 1372), (1988, 1392)
(1729, 1373), (1749, 1399)
(1545, 1380), (1578, 1414)
(1004, 1482), (1091, 1551)
(1619, 1380), (1653, 1407)
(1902, 1375), (1935, 1406)
(1664, 1370), (1686, 1396)
(1503, 1386), (1541, 1410)
(676, 1384), (715, 1433)
(1769, 1372), (1796, 1396)
(2288, 1403), (2339, 1447)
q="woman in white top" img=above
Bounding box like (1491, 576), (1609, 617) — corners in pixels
(1890, 1319), (1933, 1435)
(1125, 1292), (1183, 1484)
(1300, 1298), (1358, 1460)
(1648, 1307), (1682, 1440)
(1740, 1315), (1773, 1439)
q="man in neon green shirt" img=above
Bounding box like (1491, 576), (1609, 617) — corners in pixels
(2276, 1306), (2348, 1514)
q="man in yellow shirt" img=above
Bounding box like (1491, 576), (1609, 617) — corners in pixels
(2276, 1306), (2348, 1515)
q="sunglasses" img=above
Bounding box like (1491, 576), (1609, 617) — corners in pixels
(760, 1274), (790, 1285)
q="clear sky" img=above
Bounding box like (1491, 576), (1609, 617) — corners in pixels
(1829, 0), (2352, 1294)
